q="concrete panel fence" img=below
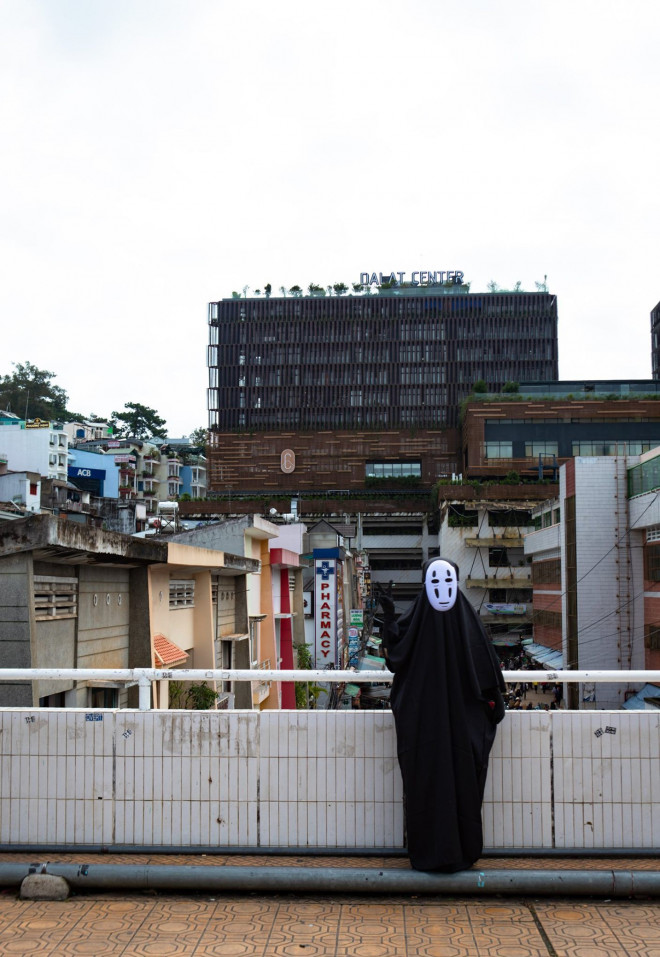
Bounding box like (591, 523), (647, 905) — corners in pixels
(1, 707), (659, 852)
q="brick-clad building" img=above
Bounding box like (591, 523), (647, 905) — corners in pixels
(206, 287), (558, 496)
(462, 394), (660, 481)
(206, 428), (460, 493)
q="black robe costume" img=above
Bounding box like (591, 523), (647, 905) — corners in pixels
(380, 562), (506, 872)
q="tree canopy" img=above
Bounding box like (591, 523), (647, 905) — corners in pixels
(0, 362), (69, 421)
(1, 362), (180, 441)
(187, 425), (208, 449)
(110, 402), (167, 439)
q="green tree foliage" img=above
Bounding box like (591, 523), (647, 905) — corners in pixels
(473, 379), (488, 394)
(111, 402), (167, 439)
(168, 681), (220, 709)
(188, 425), (208, 449)
(0, 362), (69, 421)
(295, 643), (323, 709)
(186, 683), (220, 709)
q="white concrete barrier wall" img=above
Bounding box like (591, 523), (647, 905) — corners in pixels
(1, 708), (659, 851)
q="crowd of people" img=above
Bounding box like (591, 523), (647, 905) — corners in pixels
(499, 652), (564, 711)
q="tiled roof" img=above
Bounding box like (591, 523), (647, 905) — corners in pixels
(153, 633), (189, 667)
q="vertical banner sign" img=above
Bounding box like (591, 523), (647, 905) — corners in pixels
(335, 562), (346, 667)
(315, 559), (337, 667)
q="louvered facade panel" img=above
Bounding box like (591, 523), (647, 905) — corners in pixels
(207, 291), (558, 433)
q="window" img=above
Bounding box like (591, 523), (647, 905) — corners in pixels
(169, 579), (195, 608)
(573, 440), (653, 457)
(645, 544), (660, 582)
(88, 687), (119, 708)
(369, 556), (423, 570)
(645, 625), (660, 651)
(488, 509), (531, 527)
(534, 609), (562, 629)
(532, 559), (561, 585)
(447, 505), (478, 528)
(249, 618), (260, 667)
(363, 524), (422, 536)
(484, 441), (512, 459)
(524, 442), (558, 457)
(366, 461), (421, 479)
(488, 547), (509, 567)
(34, 576), (78, 620)
(29, 482), (38, 496)
(39, 691), (66, 708)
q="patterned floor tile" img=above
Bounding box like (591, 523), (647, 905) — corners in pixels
(535, 902), (660, 956)
(2, 893), (660, 956)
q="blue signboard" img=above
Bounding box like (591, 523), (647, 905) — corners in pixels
(68, 466), (106, 481)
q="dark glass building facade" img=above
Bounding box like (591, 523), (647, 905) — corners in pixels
(207, 289), (559, 433)
(652, 299), (660, 380)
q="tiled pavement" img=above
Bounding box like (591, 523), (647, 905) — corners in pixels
(2, 854), (660, 956)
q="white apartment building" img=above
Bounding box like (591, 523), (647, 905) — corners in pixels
(0, 420), (69, 482)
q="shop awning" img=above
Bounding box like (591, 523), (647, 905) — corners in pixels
(522, 641), (563, 670)
(491, 635), (522, 647)
(357, 654), (387, 672)
(622, 683), (660, 710)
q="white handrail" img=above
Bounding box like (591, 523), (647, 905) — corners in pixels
(1, 667), (659, 683)
(2, 669), (657, 709)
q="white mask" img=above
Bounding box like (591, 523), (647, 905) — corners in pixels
(425, 560), (458, 612)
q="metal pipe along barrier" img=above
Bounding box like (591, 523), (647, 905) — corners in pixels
(2, 863), (660, 898)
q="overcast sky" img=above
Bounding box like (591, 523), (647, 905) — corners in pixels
(1, 0), (659, 436)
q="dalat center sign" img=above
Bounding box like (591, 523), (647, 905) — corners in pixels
(360, 270), (464, 287)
